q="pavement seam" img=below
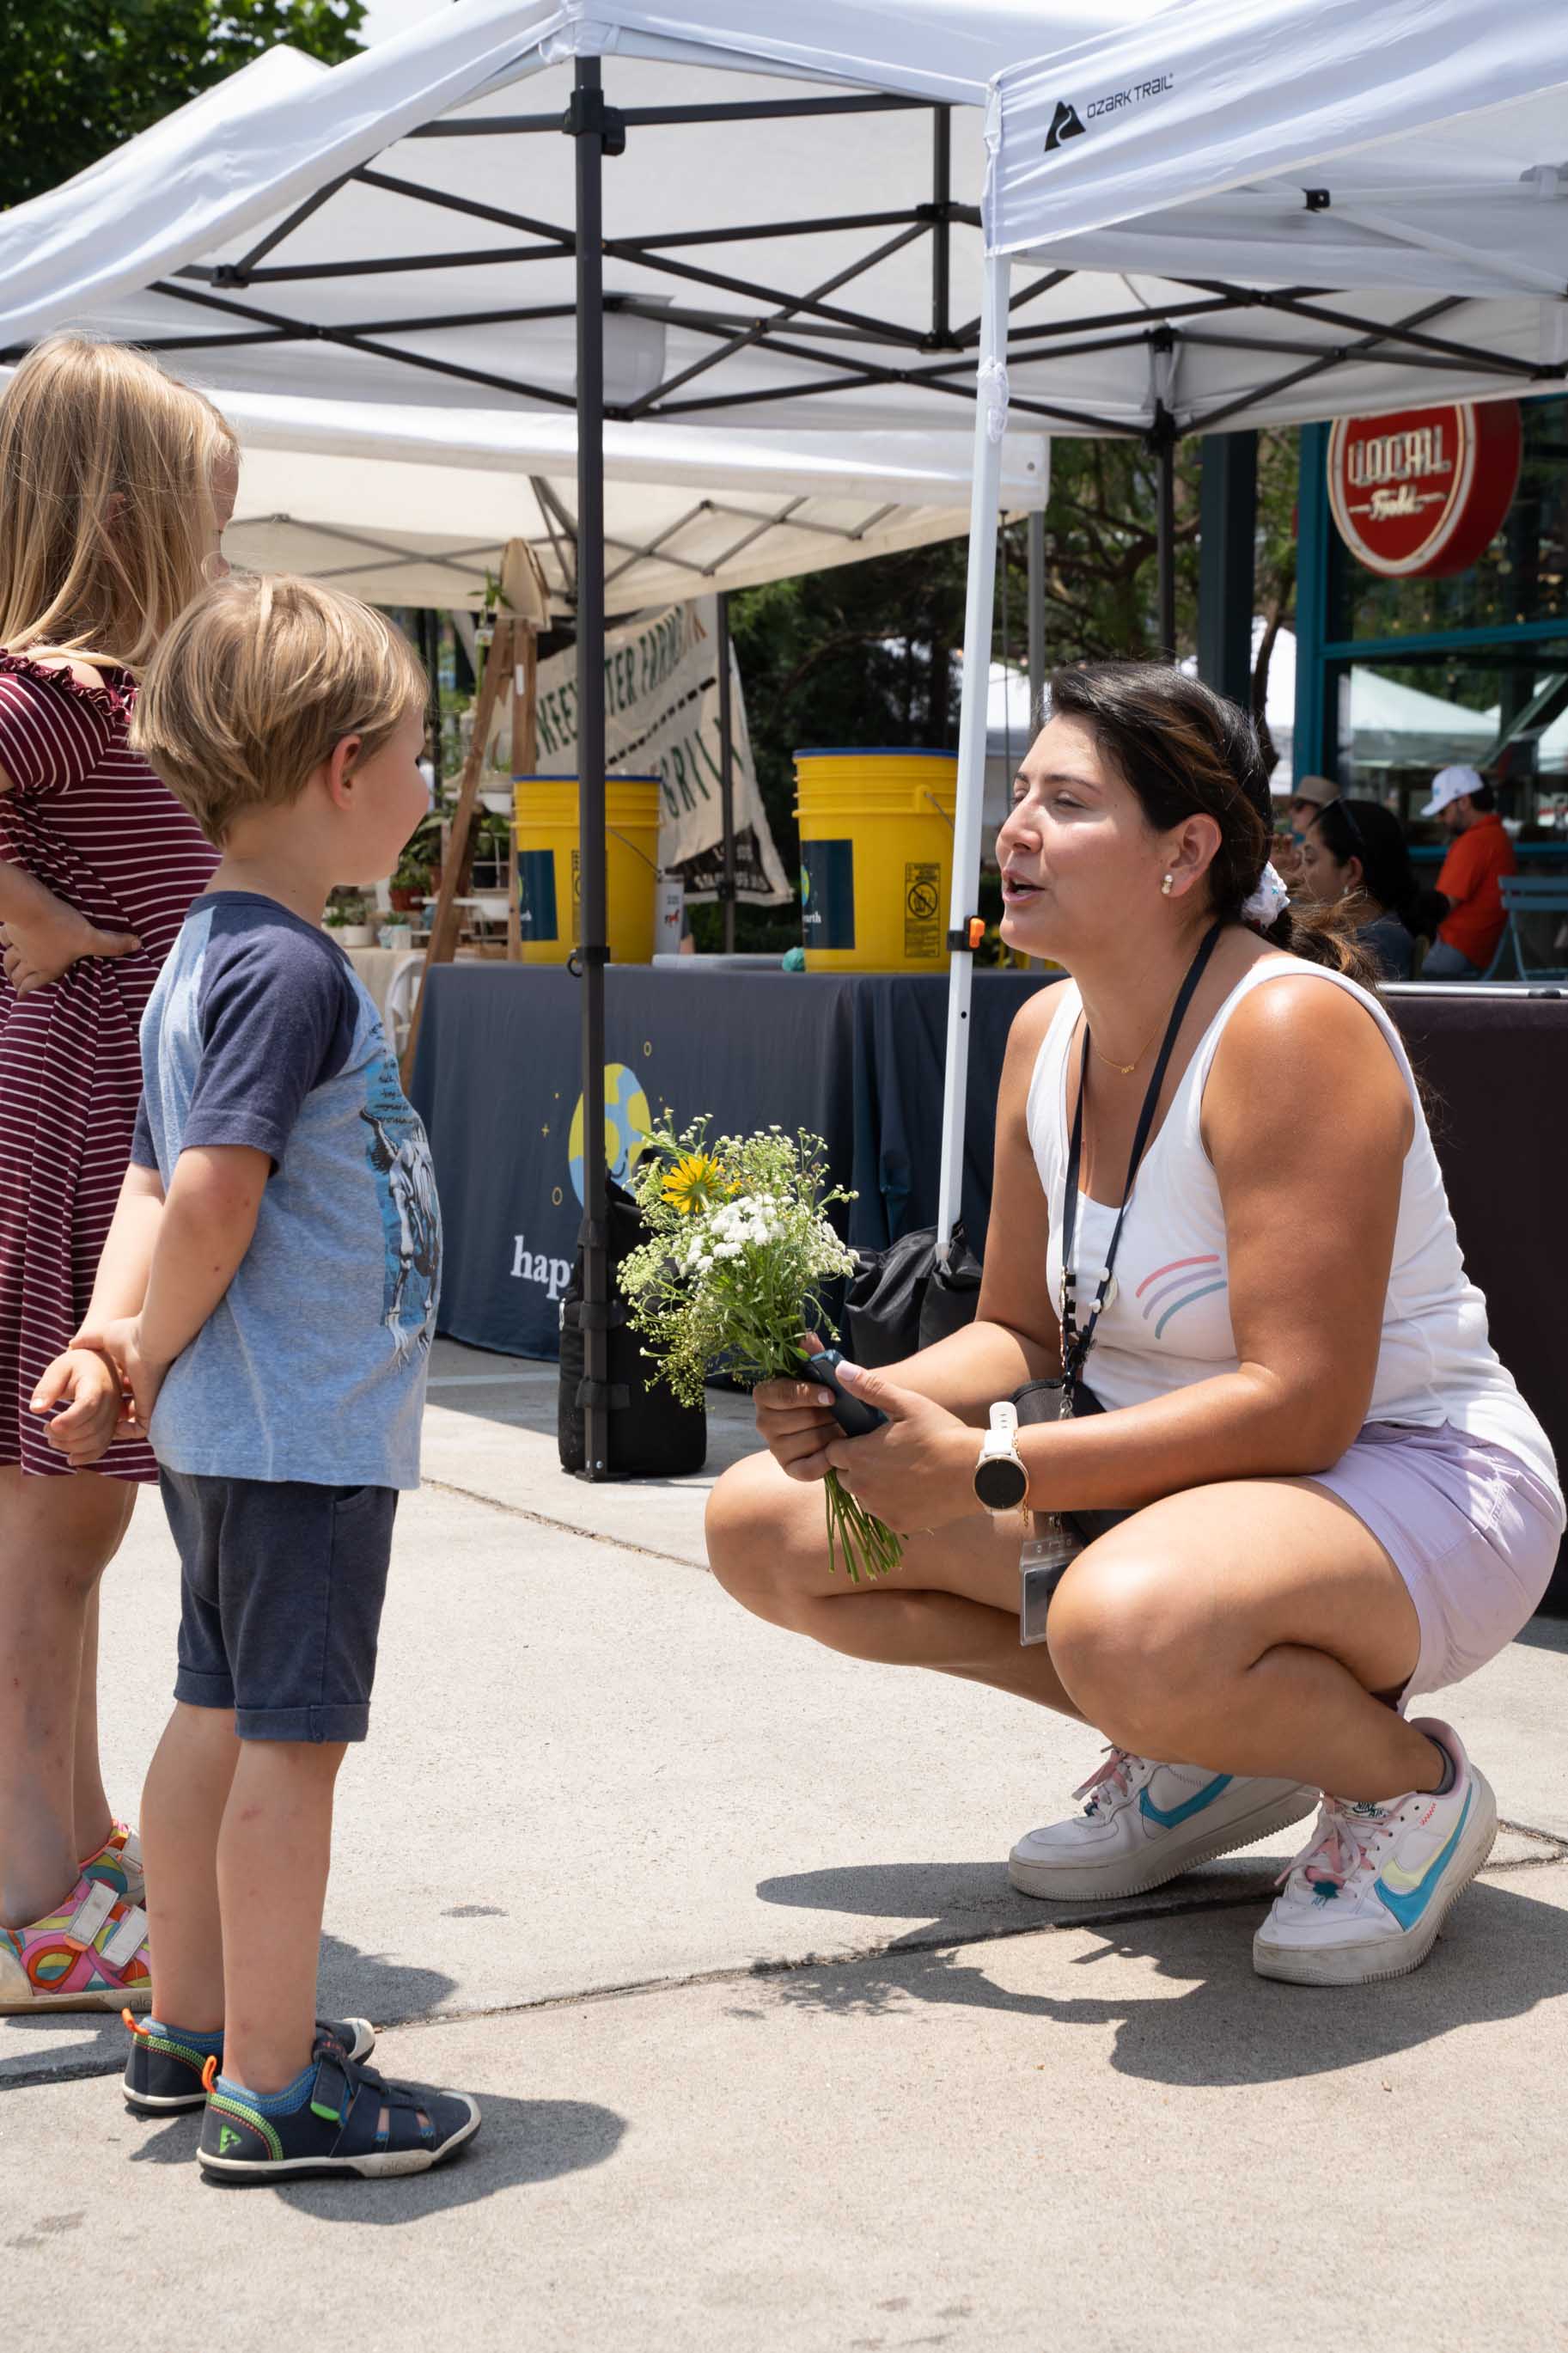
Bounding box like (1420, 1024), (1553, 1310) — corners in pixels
(418, 1475), (705, 1570)
(8, 1823), (1565, 2093)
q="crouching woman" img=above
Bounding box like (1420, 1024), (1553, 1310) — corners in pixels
(705, 662), (1562, 1989)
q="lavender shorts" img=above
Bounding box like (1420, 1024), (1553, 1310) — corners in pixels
(1309, 1421), (1565, 1698)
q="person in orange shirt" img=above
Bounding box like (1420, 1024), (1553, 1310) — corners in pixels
(1420, 764), (1517, 980)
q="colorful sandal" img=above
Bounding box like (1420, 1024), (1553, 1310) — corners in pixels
(123, 2010), (376, 2113)
(198, 2032), (480, 2180)
(81, 1822), (144, 1906)
(0, 1873), (150, 2013)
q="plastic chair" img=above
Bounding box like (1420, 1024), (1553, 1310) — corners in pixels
(383, 952), (424, 1061)
(1480, 876), (1568, 981)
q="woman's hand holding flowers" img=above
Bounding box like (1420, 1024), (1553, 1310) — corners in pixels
(816, 1360), (980, 1535)
(752, 1369), (840, 1482)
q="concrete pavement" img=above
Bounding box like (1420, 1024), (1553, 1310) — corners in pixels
(5, 1337), (1567, 2348)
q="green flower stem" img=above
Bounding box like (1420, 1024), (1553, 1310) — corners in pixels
(823, 1469), (903, 1583)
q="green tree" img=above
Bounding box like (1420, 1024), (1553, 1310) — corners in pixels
(1, 0), (365, 209)
(731, 425), (1303, 914)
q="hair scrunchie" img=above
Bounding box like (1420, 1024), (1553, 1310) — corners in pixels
(1241, 861), (1289, 930)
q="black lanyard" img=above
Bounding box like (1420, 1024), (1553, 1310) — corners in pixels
(1059, 921), (1224, 1393)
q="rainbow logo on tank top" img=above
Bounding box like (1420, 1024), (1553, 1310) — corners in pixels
(1137, 1255), (1227, 1340)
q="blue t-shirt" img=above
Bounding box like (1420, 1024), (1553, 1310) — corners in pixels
(131, 892), (441, 1488)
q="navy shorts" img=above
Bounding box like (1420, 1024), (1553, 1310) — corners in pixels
(161, 1470), (398, 1742)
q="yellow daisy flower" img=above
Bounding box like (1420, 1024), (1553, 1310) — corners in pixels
(662, 1152), (727, 1215)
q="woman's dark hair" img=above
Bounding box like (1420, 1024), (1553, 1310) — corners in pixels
(1046, 659), (1380, 987)
(1314, 796), (1419, 931)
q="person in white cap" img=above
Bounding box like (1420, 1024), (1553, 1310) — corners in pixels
(1420, 765), (1516, 980)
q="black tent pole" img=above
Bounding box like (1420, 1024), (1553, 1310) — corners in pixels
(424, 608), (443, 793)
(1155, 402), (1177, 663)
(570, 56), (612, 1479)
(716, 590), (736, 953)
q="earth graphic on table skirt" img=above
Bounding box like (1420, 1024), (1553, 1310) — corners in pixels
(569, 1062), (653, 1204)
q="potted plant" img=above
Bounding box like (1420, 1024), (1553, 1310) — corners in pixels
(390, 811), (445, 911)
(390, 846), (434, 914)
(323, 890), (375, 949)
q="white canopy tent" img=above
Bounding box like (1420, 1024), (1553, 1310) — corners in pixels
(3, 0), (1559, 440)
(180, 395), (1051, 617)
(3, 0), (1566, 1454)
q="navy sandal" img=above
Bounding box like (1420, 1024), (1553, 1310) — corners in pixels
(198, 2030), (479, 2180)
(123, 2010), (375, 2114)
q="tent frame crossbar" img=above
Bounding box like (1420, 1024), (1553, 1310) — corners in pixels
(1181, 296), (1476, 436)
(1173, 281), (1550, 381)
(409, 92), (932, 138)
(235, 511), (503, 584)
(619, 221), (930, 418)
(110, 267), (1548, 442)
(110, 136), (1562, 436)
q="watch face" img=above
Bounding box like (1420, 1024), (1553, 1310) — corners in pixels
(974, 1453), (1028, 1512)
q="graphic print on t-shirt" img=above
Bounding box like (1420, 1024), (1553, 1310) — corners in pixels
(1136, 1254), (1228, 1341)
(360, 1054), (441, 1355)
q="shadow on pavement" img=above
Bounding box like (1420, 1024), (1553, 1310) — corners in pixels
(125, 2093), (626, 2216)
(755, 1861), (1568, 2084)
(0, 1932), (458, 2091)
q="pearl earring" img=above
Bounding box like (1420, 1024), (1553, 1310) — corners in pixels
(1161, 873), (1174, 897)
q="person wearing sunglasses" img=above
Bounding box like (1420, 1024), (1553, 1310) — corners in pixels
(1295, 796), (1420, 980)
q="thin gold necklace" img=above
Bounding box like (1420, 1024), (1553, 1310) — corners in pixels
(1088, 969), (1187, 1076)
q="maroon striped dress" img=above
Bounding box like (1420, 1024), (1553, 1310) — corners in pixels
(0, 653), (218, 1480)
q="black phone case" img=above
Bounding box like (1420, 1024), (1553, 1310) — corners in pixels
(810, 1348), (889, 1439)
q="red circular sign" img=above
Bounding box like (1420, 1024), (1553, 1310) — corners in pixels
(1327, 400), (1522, 578)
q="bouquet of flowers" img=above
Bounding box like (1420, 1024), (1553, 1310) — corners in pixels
(621, 1115), (903, 1583)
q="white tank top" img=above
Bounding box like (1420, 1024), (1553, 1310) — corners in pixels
(1026, 961), (1559, 1493)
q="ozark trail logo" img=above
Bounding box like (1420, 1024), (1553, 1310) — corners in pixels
(1044, 100), (1085, 152)
(1046, 74), (1175, 151)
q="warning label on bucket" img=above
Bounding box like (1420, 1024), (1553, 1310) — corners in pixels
(904, 862), (942, 961)
(801, 839), (856, 950)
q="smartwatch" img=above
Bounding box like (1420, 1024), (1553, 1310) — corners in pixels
(973, 1401), (1029, 1515)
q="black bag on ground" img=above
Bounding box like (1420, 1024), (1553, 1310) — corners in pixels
(845, 1222), (983, 1368)
(558, 1183), (706, 1477)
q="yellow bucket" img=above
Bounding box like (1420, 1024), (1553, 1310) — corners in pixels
(794, 749), (956, 973)
(512, 775), (662, 966)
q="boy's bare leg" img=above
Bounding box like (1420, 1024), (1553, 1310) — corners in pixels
(140, 1702), (241, 2030)
(218, 1741), (346, 2095)
(0, 1465), (134, 1926)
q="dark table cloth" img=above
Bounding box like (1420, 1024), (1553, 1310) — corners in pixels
(412, 965), (1565, 1607)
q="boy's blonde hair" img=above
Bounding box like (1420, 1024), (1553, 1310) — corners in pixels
(133, 573), (428, 846)
(0, 336), (236, 670)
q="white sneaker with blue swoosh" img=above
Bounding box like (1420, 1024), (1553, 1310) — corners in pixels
(1254, 1720), (1498, 1986)
(1009, 1747), (1316, 1901)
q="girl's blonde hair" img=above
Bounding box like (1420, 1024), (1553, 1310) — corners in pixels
(0, 335), (237, 671)
(134, 573), (428, 846)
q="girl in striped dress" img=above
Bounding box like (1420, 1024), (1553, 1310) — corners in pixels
(0, 339), (235, 2011)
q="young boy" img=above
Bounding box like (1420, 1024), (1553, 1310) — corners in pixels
(35, 575), (479, 2180)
